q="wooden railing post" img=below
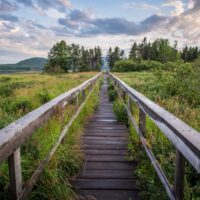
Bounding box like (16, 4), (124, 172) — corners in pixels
(174, 150), (185, 200)
(76, 92), (79, 111)
(122, 90), (126, 103)
(89, 82), (93, 91)
(8, 148), (22, 200)
(139, 108), (146, 135)
(127, 95), (133, 115)
(82, 89), (86, 103)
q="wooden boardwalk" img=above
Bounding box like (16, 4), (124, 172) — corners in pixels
(72, 78), (141, 200)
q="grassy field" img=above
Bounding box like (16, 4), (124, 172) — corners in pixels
(0, 72), (100, 199)
(114, 72), (200, 131)
(0, 72), (97, 129)
(112, 72), (200, 200)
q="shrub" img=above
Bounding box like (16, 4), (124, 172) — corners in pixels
(38, 88), (51, 103)
(2, 97), (33, 114)
(0, 85), (13, 97)
(0, 77), (11, 82)
(153, 62), (200, 107)
(112, 59), (164, 72)
(108, 89), (117, 101)
(107, 83), (114, 91)
(113, 99), (128, 124)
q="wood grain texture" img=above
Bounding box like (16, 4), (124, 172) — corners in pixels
(72, 77), (141, 200)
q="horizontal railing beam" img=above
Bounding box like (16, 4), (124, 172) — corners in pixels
(0, 72), (101, 164)
(109, 72), (200, 173)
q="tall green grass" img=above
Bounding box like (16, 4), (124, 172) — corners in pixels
(0, 72), (97, 129)
(110, 72), (200, 200)
(0, 75), (100, 200)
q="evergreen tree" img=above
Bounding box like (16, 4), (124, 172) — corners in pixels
(129, 42), (138, 60)
(44, 40), (71, 72)
(71, 43), (81, 72)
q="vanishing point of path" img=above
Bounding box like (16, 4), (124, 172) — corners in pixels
(72, 77), (141, 200)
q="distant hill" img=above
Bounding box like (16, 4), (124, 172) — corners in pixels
(0, 57), (47, 72)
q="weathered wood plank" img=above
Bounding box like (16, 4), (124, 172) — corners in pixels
(8, 148), (22, 200)
(85, 161), (134, 170)
(76, 189), (141, 200)
(72, 77), (140, 199)
(82, 136), (128, 141)
(85, 155), (127, 162)
(84, 149), (128, 155)
(82, 144), (127, 150)
(82, 140), (128, 145)
(84, 132), (127, 137)
(174, 150), (185, 200)
(72, 179), (138, 190)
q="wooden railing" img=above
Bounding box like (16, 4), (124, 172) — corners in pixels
(0, 72), (101, 200)
(109, 72), (200, 200)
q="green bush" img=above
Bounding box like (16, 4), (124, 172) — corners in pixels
(2, 97), (33, 114)
(0, 85), (13, 97)
(112, 59), (164, 72)
(153, 62), (200, 107)
(108, 89), (117, 101)
(113, 99), (128, 124)
(0, 77), (11, 82)
(107, 83), (114, 91)
(38, 88), (51, 103)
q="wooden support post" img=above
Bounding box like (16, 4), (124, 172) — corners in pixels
(89, 82), (92, 92)
(128, 95), (133, 114)
(139, 108), (146, 135)
(76, 93), (79, 111)
(8, 148), (22, 200)
(174, 149), (185, 200)
(82, 89), (86, 103)
(128, 95), (131, 112)
(122, 90), (126, 103)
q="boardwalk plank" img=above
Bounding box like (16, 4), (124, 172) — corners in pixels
(71, 77), (141, 200)
(77, 189), (140, 200)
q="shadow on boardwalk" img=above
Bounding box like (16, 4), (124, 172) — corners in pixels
(71, 77), (141, 200)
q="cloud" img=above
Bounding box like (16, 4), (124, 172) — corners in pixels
(188, 0), (200, 11)
(0, 0), (18, 12)
(0, 14), (19, 22)
(162, 0), (185, 16)
(69, 9), (91, 22)
(124, 2), (160, 11)
(124, 1), (185, 16)
(15, 0), (71, 12)
(58, 9), (168, 37)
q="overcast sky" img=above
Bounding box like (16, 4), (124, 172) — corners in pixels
(0, 0), (200, 63)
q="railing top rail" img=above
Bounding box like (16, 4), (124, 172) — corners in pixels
(0, 72), (101, 164)
(109, 72), (200, 172)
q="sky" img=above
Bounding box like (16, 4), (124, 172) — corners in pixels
(0, 0), (200, 63)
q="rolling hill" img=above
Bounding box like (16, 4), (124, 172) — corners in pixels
(0, 57), (47, 72)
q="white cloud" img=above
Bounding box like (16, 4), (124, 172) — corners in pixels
(162, 0), (185, 16)
(124, 2), (159, 10)
(46, 9), (65, 18)
(57, 0), (71, 8)
(188, 0), (195, 9)
(1, 0), (200, 63)
(124, 1), (185, 16)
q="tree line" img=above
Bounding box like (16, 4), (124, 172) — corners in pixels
(107, 37), (200, 71)
(44, 40), (103, 73)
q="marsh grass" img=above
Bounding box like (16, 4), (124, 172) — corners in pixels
(0, 73), (100, 200)
(111, 73), (200, 199)
(0, 72), (97, 129)
(114, 72), (200, 131)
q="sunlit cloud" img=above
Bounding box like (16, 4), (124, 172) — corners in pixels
(0, 0), (200, 63)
